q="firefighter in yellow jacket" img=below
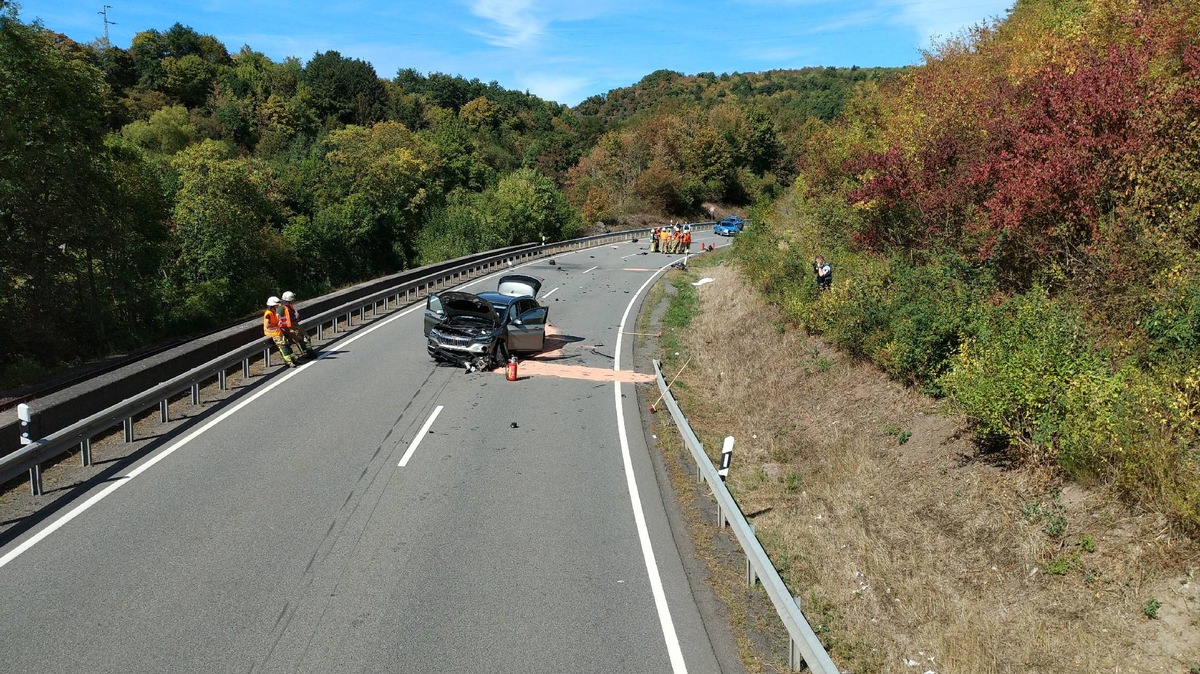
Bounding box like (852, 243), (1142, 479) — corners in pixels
(264, 296), (297, 367)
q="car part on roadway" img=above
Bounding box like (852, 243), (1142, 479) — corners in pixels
(648, 357), (691, 413)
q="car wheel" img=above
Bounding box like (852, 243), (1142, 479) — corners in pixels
(494, 341), (510, 369)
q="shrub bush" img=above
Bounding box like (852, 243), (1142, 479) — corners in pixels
(737, 202), (1200, 531)
(939, 288), (1107, 459)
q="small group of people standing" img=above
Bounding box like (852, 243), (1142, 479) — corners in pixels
(263, 291), (313, 368)
(650, 222), (692, 254)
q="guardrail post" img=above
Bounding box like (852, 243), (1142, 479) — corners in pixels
(29, 464), (42, 496)
(81, 438), (92, 466)
(123, 417), (133, 443)
(746, 556), (758, 587)
(159, 399), (169, 423)
(264, 348), (272, 368)
(243, 358), (251, 378)
(317, 322), (324, 340)
(191, 382), (200, 405)
(218, 368), (228, 390)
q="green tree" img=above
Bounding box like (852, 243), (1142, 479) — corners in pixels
(169, 140), (293, 323)
(302, 50), (387, 127)
(488, 168), (582, 246)
(1, 10), (170, 382)
(129, 23), (228, 93)
(121, 104), (202, 154)
(312, 122), (431, 276)
(162, 53), (221, 107)
(414, 189), (490, 263)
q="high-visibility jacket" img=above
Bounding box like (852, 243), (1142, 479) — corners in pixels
(283, 301), (300, 321)
(276, 304), (295, 329)
(263, 309), (282, 337)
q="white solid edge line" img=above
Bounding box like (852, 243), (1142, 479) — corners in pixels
(0, 355), (307, 571)
(614, 257), (688, 673)
(0, 256), (552, 571)
(398, 405), (443, 467)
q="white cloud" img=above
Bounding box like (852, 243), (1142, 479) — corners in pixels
(886, 0), (1012, 46)
(516, 73), (595, 105)
(800, 8), (882, 35)
(469, 0), (546, 48)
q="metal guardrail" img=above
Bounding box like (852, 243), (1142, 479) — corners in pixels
(653, 359), (839, 673)
(0, 226), (695, 494)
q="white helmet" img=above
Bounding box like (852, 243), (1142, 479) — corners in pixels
(267, 296), (280, 307)
(281, 291), (295, 302)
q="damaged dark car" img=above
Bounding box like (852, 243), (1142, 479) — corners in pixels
(423, 274), (549, 370)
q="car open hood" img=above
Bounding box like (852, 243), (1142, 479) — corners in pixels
(437, 291), (499, 323)
(497, 274), (542, 298)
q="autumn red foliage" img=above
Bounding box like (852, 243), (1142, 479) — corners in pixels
(842, 2), (1200, 289)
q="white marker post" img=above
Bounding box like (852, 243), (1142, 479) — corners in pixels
(718, 435), (734, 481)
(17, 403), (32, 445)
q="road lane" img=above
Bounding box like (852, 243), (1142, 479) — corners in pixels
(0, 233), (731, 673)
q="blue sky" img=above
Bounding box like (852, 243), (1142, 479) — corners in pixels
(14, 0), (1013, 106)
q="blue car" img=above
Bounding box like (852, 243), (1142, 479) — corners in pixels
(713, 216), (745, 236)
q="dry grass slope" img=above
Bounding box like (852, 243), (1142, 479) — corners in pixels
(662, 260), (1199, 674)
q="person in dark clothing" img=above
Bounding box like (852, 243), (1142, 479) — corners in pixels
(813, 256), (832, 291)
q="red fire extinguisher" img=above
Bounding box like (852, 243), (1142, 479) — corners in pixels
(506, 355), (518, 381)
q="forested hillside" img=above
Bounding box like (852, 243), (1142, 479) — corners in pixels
(0, 4), (885, 388)
(567, 67), (901, 222)
(0, 13), (582, 386)
(734, 0), (1200, 530)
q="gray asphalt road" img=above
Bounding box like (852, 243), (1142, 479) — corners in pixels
(0, 235), (729, 673)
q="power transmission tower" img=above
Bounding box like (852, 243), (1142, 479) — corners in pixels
(98, 5), (116, 48)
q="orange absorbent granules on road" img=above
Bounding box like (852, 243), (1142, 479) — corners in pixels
(506, 360), (655, 383)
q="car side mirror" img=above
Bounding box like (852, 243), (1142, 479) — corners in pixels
(514, 320), (523, 326)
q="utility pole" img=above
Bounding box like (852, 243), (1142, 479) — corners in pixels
(98, 5), (116, 49)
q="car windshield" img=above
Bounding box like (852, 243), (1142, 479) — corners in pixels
(477, 292), (516, 321)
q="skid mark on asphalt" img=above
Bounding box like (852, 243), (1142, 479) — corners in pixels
(252, 366), (450, 671)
